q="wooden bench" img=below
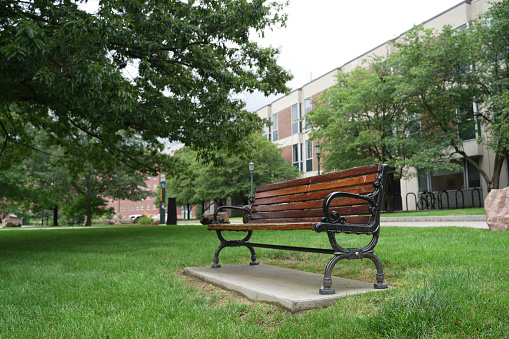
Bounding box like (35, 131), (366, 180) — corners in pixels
(208, 164), (389, 294)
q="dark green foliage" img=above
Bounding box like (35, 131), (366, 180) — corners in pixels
(0, 0), (291, 172)
(166, 134), (299, 206)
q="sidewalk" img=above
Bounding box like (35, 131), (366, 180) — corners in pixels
(6, 215), (488, 230)
(380, 215), (488, 229)
(179, 215), (489, 229)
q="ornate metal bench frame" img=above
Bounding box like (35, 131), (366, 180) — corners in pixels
(209, 164), (389, 294)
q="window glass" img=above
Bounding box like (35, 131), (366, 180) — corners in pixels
(263, 118), (271, 140)
(272, 113), (279, 141)
(466, 159), (481, 188)
(458, 100), (479, 140)
(305, 140), (313, 172)
(304, 98), (312, 130)
(292, 143), (302, 171)
(291, 104), (301, 134)
(431, 162), (464, 191)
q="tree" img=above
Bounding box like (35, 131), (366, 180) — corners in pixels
(307, 59), (421, 210)
(390, 9), (509, 190)
(167, 134), (299, 209)
(467, 1), (509, 189)
(1, 0), (292, 173)
(63, 135), (152, 225)
(20, 138), (70, 226)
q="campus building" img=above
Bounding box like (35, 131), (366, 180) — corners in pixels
(255, 0), (508, 211)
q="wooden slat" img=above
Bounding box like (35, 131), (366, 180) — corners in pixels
(248, 215), (371, 225)
(250, 205), (371, 220)
(208, 215), (372, 231)
(208, 222), (314, 231)
(253, 184), (375, 207)
(254, 173), (378, 199)
(256, 164), (380, 193)
(252, 197), (368, 213)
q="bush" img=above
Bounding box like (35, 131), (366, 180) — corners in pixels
(137, 217), (153, 225)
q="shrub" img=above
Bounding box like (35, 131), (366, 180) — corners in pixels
(137, 216), (153, 225)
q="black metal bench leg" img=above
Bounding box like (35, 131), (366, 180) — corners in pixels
(211, 244), (226, 268)
(248, 246), (260, 265)
(212, 244), (259, 268)
(363, 252), (388, 289)
(319, 254), (347, 295)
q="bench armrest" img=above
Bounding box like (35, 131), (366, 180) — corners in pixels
(313, 165), (388, 234)
(312, 191), (379, 234)
(323, 191), (378, 224)
(212, 205), (251, 224)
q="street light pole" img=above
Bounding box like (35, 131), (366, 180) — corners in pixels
(315, 142), (321, 175)
(160, 178), (166, 225)
(249, 162), (255, 202)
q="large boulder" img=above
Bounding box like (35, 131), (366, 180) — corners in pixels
(485, 187), (509, 231)
(200, 212), (229, 225)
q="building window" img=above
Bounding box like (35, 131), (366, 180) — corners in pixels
(292, 143), (302, 172)
(291, 103), (301, 135)
(418, 158), (481, 192)
(153, 205), (157, 210)
(304, 98), (312, 130)
(136, 205), (139, 211)
(457, 101), (480, 141)
(305, 140), (313, 172)
(466, 158), (481, 188)
(263, 118), (271, 141)
(147, 204), (150, 210)
(153, 184), (157, 190)
(272, 113), (279, 141)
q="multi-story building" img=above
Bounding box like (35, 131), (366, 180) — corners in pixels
(105, 173), (163, 220)
(255, 0), (508, 210)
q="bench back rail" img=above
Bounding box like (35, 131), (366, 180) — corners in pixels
(251, 163), (382, 225)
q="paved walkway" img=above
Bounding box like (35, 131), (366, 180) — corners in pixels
(3, 215), (489, 230)
(380, 215), (488, 229)
(178, 215), (489, 229)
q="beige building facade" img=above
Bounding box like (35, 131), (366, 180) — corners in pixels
(256, 0), (507, 210)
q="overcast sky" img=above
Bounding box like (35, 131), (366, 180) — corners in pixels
(240, 0), (464, 111)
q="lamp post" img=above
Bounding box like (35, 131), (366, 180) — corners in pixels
(160, 178), (166, 225)
(315, 142), (321, 175)
(249, 162), (255, 201)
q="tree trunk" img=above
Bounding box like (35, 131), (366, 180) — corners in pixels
(52, 205), (59, 226)
(86, 198), (92, 226)
(383, 171), (395, 212)
(490, 153), (507, 190)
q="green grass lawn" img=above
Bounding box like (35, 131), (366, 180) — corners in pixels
(1, 225), (507, 338)
(381, 207), (485, 218)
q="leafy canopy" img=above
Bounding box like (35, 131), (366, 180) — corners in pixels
(0, 0), (292, 173)
(166, 134), (299, 206)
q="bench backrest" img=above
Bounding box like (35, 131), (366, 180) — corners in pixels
(249, 164), (385, 226)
